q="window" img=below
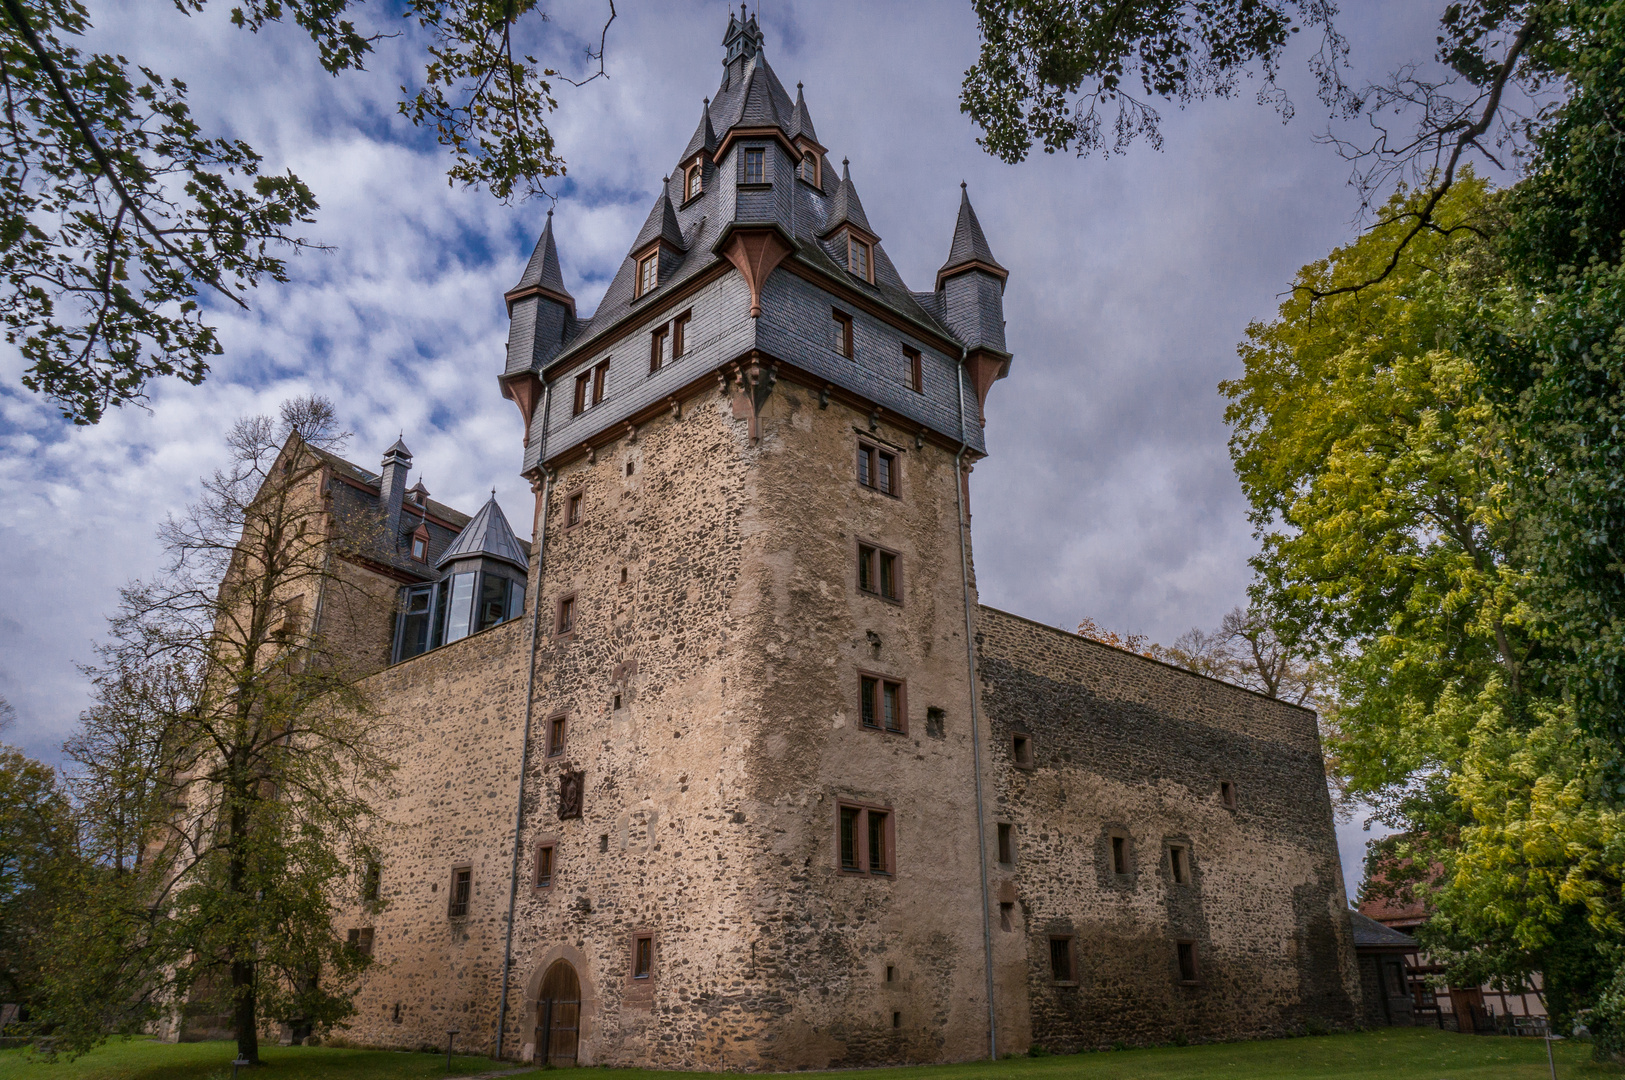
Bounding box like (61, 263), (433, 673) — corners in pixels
(649, 324), (667, 374)
(534, 843), (555, 889)
(612, 692), (623, 710)
(346, 927), (375, 956)
(636, 252), (658, 297)
(592, 360), (609, 406)
(837, 802), (893, 875)
(800, 150), (818, 183)
(394, 583), (439, 662)
(1170, 844), (1189, 884)
(1111, 834), (1129, 875)
(573, 370), (590, 416)
(1177, 940), (1199, 983)
(361, 859), (381, 902)
(904, 346), (923, 392)
(684, 162), (703, 202)
(555, 594), (576, 636)
(1220, 781), (1237, 809)
(410, 529), (428, 561)
(832, 308), (854, 358)
(999, 902), (1014, 931)
(847, 234), (872, 282)
(444, 571), (478, 644)
(926, 707), (945, 738)
(997, 822), (1014, 865)
(632, 933), (654, 979)
(1049, 936), (1075, 983)
(448, 867), (471, 918)
(885, 965), (896, 983)
(672, 310), (691, 359)
(857, 543), (901, 602)
(857, 441), (899, 496)
(892, 1011), (901, 1029)
(859, 674), (906, 733)
(1012, 734), (1034, 769)
(478, 574), (522, 633)
(743, 147), (765, 184)
(547, 714), (567, 757)
(566, 492), (583, 528)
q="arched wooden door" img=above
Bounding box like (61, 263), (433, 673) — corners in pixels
(535, 960), (581, 1066)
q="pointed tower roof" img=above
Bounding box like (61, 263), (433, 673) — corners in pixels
(680, 98), (718, 163)
(789, 81), (819, 144)
(822, 159), (875, 237)
(632, 185), (686, 253)
(510, 210), (574, 303)
(731, 54), (784, 129)
(383, 436), (412, 461)
(436, 494), (529, 572)
(937, 183), (1006, 284)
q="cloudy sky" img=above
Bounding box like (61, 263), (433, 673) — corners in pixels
(0, 0), (1455, 895)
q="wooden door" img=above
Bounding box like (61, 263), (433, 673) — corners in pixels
(535, 960), (581, 1066)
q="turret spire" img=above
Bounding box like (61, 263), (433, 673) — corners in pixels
(937, 183), (1006, 286)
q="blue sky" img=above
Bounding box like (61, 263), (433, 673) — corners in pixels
(0, 0), (1464, 897)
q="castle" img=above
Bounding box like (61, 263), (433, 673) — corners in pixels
(255, 11), (1358, 1066)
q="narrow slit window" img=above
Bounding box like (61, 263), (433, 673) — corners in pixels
(632, 934), (653, 979)
(999, 902), (1014, 931)
(361, 859), (381, 902)
(1112, 835), (1128, 875)
(672, 311), (690, 358)
(448, 867), (471, 918)
(547, 715), (567, 757)
(1220, 781), (1237, 809)
(885, 965), (896, 983)
(1012, 734), (1033, 769)
(1049, 936), (1074, 982)
(1177, 940), (1199, 982)
(1170, 845), (1189, 884)
(535, 844), (555, 888)
(832, 309), (854, 359)
(997, 822), (1014, 865)
(744, 147), (765, 184)
(649, 325), (667, 373)
(904, 346), (923, 392)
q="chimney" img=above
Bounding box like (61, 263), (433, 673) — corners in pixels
(379, 437), (412, 543)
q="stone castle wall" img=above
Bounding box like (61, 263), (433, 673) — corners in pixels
(975, 607), (1359, 1050)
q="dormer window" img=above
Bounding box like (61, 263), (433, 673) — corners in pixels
(410, 525), (430, 562)
(847, 234), (872, 283)
(800, 151), (817, 184)
(636, 252), (659, 298)
(684, 162), (703, 202)
(743, 147), (765, 185)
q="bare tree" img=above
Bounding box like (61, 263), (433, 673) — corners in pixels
(1160, 606), (1322, 706)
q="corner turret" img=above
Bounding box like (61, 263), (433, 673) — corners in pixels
(936, 183), (1011, 421)
(502, 210), (575, 442)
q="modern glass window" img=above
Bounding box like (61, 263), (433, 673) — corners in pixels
(478, 573), (523, 634)
(743, 147), (764, 184)
(444, 571), (477, 644)
(394, 583), (438, 662)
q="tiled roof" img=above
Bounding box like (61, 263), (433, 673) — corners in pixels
(436, 494), (529, 572)
(632, 188), (686, 253)
(679, 99), (718, 163)
(940, 183), (1004, 277)
(822, 159), (874, 238)
(512, 210), (572, 300)
(1349, 911), (1418, 951)
(789, 82), (818, 144)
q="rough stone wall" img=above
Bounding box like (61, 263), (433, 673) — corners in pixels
(975, 608), (1358, 1050)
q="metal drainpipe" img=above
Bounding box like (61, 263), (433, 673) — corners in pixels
(495, 380), (553, 1062)
(954, 349), (997, 1061)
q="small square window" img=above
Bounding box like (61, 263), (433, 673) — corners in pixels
(1177, 940), (1200, 983)
(534, 843), (555, 889)
(1012, 734), (1034, 769)
(997, 822), (1014, 865)
(566, 492), (583, 527)
(832, 309), (854, 359)
(1220, 780), (1237, 809)
(346, 927), (375, 956)
(547, 714), (567, 757)
(555, 595), (576, 636)
(904, 346), (923, 392)
(672, 310), (691, 358)
(448, 867), (471, 918)
(837, 802), (894, 875)
(743, 147), (765, 185)
(410, 534), (428, 561)
(361, 859), (381, 902)
(632, 933), (654, 979)
(1170, 844), (1189, 885)
(857, 442), (899, 496)
(1049, 936), (1075, 983)
(649, 325), (667, 374)
(637, 253), (658, 297)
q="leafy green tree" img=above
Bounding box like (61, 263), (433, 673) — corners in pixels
(0, 717), (78, 1023)
(42, 397), (393, 1063)
(0, 0), (608, 423)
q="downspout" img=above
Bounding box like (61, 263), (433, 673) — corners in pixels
(955, 349), (997, 1061)
(495, 380), (553, 1061)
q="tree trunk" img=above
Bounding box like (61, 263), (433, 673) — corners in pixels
(227, 777), (259, 1064)
(233, 955), (259, 1064)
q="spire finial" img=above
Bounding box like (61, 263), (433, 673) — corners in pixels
(961, 180), (967, 191)
(547, 207), (554, 218)
(797, 81), (803, 90)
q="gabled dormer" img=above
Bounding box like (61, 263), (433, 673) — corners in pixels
(629, 185), (688, 301)
(789, 82), (826, 189)
(821, 160), (878, 285)
(677, 99), (718, 206)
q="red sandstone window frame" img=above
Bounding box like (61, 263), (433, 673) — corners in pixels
(856, 439), (900, 497)
(629, 931), (656, 981)
(836, 800), (895, 876)
(533, 841), (556, 890)
(649, 324), (668, 374)
(856, 539), (902, 604)
(554, 593), (577, 638)
(1176, 939), (1201, 984)
(1011, 732), (1034, 770)
(832, 308), (854, 359)
(857, 671), (907, 735)
(671, 309), (691, 359)
(545, 712), (568, 758)
(1048, 934), (1076, 985)
(904, 345), (923, 392)
(447, 865), (472, 919)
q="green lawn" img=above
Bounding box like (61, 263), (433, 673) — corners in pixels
(0, 1028), (1617, 1080)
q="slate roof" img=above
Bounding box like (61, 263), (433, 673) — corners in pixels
(632, 188), (686, 253)
(308, 445), (472, 579)
(436, 494), (529, 573)
(822, 159), (874, 237)
(679, 99), (718, 163)
(512, 210), (572, 300)
(1349, 911), (1418, 951)
(789, 82), (818, 144)
(940, 182), (1005, 277)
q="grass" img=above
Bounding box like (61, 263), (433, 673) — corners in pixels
(0, 1028), (1618, 1080)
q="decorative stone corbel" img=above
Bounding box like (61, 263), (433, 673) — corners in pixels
(668, 396), (682, 420)
(868, 407), (880, 431)
(916, 428), (927, 450)
(729, 353), (778, 445)
(581, 443), (596, 464)
(625, 421), (638, 444)
(819, 383), (833, 410)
